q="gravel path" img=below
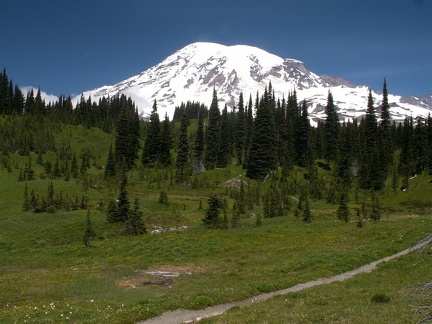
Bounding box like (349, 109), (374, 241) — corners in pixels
(139, 234), (432, 324)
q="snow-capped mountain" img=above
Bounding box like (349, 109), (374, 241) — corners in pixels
(76, 42), (432, 123)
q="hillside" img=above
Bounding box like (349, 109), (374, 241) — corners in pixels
(1, 66), (432, 323)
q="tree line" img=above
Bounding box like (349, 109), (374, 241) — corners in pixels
(2, 68), (432, 228)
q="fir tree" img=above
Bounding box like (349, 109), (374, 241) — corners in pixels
(104, 145), (116, 179)
(115, 104), (137, 170)
(106, 199), (118, 223)
(370, 191), (381, 221)
(379, 79), (393, 173)
(22, 182), (29, 211)
(126, 198), (146, 235)
(204, 89), (220, 170)
(217, 105), (231, 168)
(202, 194), (222, 229)
(159, 113), (173, 167)
(84, 209), (96, 247)
(234, 92), (246, 165)
(359, 90), (382, 190)
(176, 114), (189, 183)
(193, 111), (205, 174)
(71, 152), (79, 179)
(117, 173), (130, 222)
(302, 195), (311, 223)
(337, 190), (350, 222)
(142, 100), (161, 167)
(324, 91), (339, 164)
(159, 190), (169, 204)
(246, 89), (276, 179)
(296, 99), (310, 167)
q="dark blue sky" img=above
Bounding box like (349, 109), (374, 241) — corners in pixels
(1, 0), (431, 97)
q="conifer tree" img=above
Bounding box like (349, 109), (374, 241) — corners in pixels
(302, 195), (311, 223)
(234, 92), (246, 165)
(84, 209), (96, 247)
(142, 100), (160, 167)
(71, 152), (79, 179)
(324, 91), (339, 164)
(106, 199), (118, 223)
(379, 79), (393, 172)
(176, 114), (189, 183)
(337, 190), (350, 222)
(126, 198), (146, 235)
(359, 90), (382, 190)
(244, 95), (254, 167)
(246, 89), (276, 179)
(22, 182), (29, 211)
(204, 89), (220, 170)
(202, 194), (222, 228)
(370, 191), (381, 221)
(159, 113), (173, 167)
(296, 99), (310, 167)
(217, 105), (231, 167)
(117, 172), (130, 222)
(193, 111), (205, 174)
(104, 145), (116, 179)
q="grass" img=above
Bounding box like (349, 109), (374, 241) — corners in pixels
(0, 124), (431, 323)
(201, 243), (432, 323)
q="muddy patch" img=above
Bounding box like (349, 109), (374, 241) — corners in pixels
(118, 265), (207, 289)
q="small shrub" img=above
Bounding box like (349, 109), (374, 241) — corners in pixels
(371, 293), (391, 303)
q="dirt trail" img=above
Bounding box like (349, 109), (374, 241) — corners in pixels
(139, 235), (432, 324)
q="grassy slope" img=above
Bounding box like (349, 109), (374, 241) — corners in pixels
(0, 123), (431, 323)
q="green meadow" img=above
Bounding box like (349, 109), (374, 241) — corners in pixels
(0, 124), (431, 323)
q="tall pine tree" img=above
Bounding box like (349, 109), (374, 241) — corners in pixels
(246, 88), (277, 180)
(324, 91), (340, 164)
(142, 100), (161, 167)
(204, 89), (220, 170)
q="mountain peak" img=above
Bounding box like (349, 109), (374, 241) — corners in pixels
(76, 42), (431, 122)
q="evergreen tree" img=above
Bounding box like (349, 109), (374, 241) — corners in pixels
(83, 209), (96, 247)
(324, 91), (339, 164)
(176, 113), (189, 183)
(337, 190), (350, 222)
(104, 145), (116, 179)
(302, 195), (311, 223)
(234, 92), (246, 165)
(204, 89), (220, 170)
(202, 194), (222, 228)
(126, 198), (146, 235)
(159, 113), (173, 167)
(244, 95), (254, 167)
(379, 79), (393, 173)
(246, 89), (276, 179)
(217, 105), (231, 167)
(359, 90), (382, 190)
(142, 100), (160, 167)
(71, 152), (79, 178)
(106, 199), (118, 223)
(370, 191), (381, 221)
(117, 172), (130, 222)
(193, 111), (205, 174)
(413, 116), (428, 174)
(296, 99), (310, 167)
(22, 182), (29, 211)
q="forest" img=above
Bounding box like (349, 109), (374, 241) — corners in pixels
(1, 67), (431, 226)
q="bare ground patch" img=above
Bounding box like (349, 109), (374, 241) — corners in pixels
(118, 265), (207, 289)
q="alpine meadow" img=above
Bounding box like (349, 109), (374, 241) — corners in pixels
(0, 62), (431, 324)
